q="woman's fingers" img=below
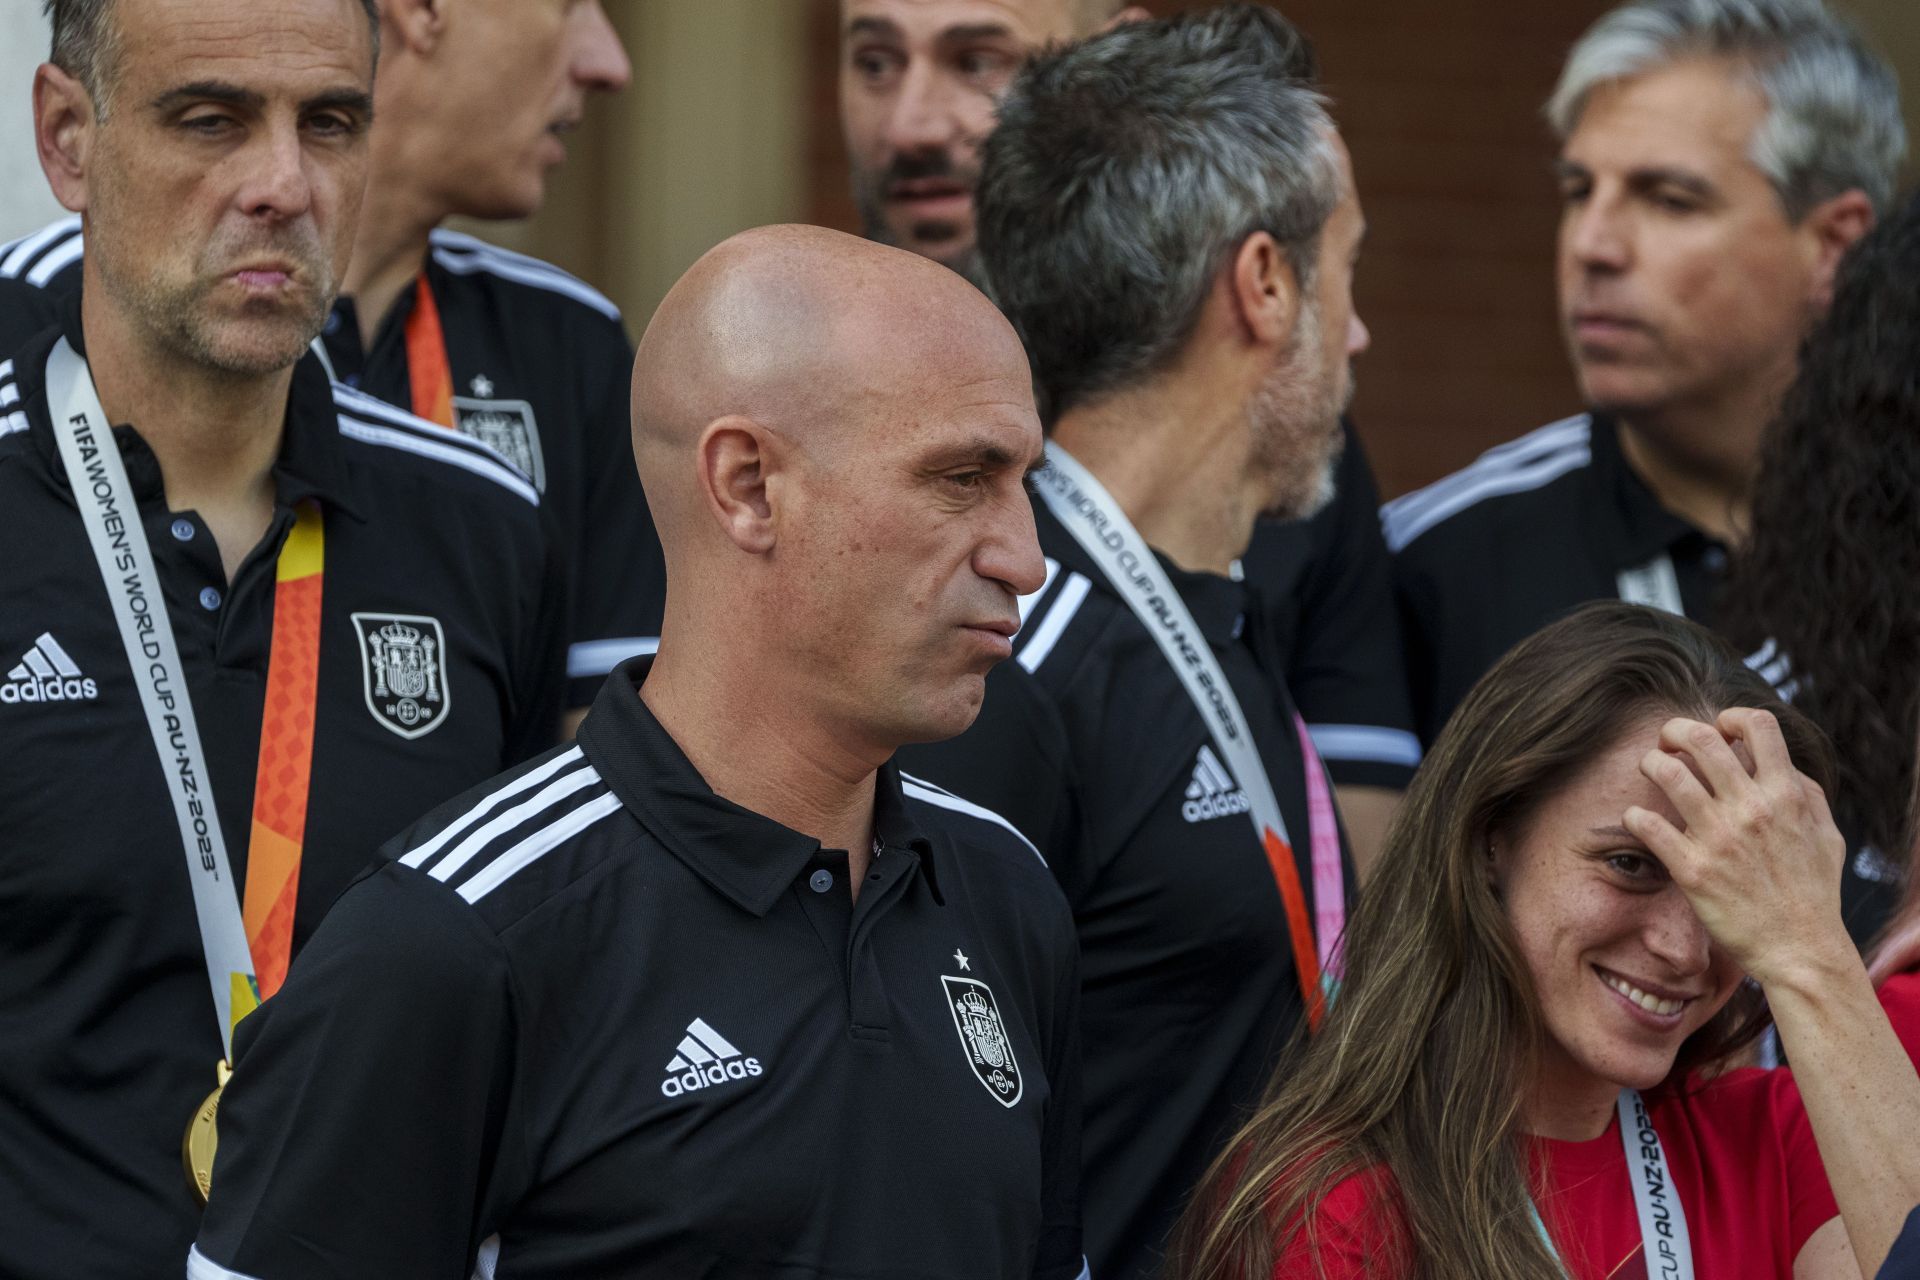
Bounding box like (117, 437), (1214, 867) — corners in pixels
(1658, 715), (1757, 805)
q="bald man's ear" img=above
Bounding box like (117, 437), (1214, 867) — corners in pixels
(383, 0), (448, 58)
(1228, 230), (1303, 351)
(697, 417), (779, 555)
(34, 64), (95, 214)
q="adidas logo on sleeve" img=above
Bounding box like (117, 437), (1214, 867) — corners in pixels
(2, 633), (98, 705)
(659, 1018), (763, 1098)
(1181, 744), (1251, 824)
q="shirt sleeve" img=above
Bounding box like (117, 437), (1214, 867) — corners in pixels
(561, 317), (666, 708)
(1243, 423), (1420, 789)
(1034, 916), (1085, 1280)
(192, 866), (523, 1280)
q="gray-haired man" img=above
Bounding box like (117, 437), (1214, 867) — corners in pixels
(899, 7), (1365, 1276)
(1387, 0), (1902, 734)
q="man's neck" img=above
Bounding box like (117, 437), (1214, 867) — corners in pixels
(1613, 383), (1778, 547)
(81, 293), (290, 581)
(1050, 379), (1262, 577)
(342, 175), (445, 344)
(640, 638), (882, 880)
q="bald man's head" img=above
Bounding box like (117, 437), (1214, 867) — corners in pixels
(633, 224), (1046, 748)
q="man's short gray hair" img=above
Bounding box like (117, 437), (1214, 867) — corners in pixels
(977, 3), (1339, 424)
(1547, 0), (1905, 219)
(45, 0), (381, 117)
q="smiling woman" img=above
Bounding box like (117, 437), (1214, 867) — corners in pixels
(1172, 602), (1920, 1280)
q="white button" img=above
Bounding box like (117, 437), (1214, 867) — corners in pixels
(199, 587), (222, 611)
(170, 519), (195, 542)
(808, 869), (834, 894)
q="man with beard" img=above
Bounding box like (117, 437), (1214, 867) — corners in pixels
(839, 0), (1420, 873)
(0, 0), (563, 1273)
(899, 9), (1367, 1276)
(3, 0), (657, 724)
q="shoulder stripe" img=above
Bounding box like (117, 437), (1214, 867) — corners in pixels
(0, 216), (81, 279)
(187, 1245), (260, 1280)
(1383, 437), (1592, 552)
(2, 412), (27, 439)
(567, 636), (660, 680)
(1017, 557), (1063, 625)
(338, 418), (540, 506)
(1745, 639), (1797, 700)
(332, 382), (522, 467)
(25, 236), (83, 287)
(900, 773), (1046, 866)
(400, 747), (586, 869)
(428, 232), (622, 322)
(1016, 571), (1091, 674)
(457, 791), (625, 903)
(1381, 415), (1592, 551)
(421, 761), (602, 884)
(1305, 724), (1424, 768)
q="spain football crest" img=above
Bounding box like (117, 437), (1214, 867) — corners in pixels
(453, 396), (546, 492)
(941, 975), (1022, 1108)
(351, 613), (451, 740)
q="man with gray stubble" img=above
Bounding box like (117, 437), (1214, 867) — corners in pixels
(900, 8), (1369, 1275)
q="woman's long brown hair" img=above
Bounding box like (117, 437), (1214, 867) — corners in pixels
(1172, 602), (1832, 1280)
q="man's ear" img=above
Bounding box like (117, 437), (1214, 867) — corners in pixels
(1802, 188), (1875, 310)
(1228, 230), (1302, 350)
(384, 0), (449, 58)
(696, 416), (780, 555)
(34, 63), (95, 215)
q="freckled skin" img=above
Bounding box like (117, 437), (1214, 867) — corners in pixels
(1498, 717), (1746, 1123)
(79, 0), (375, 373)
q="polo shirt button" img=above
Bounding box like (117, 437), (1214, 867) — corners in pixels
(199, 587), (222, 611)
(808, 869), (834, 894)
(170, 519), (195, 542)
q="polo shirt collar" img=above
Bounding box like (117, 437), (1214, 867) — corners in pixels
(1034, 496), (1249, 648)
(25, 286), (366, 522)
(578, 657), (939, 917)
(1589, 412), (1718, 566)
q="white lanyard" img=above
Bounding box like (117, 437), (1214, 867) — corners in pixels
(1616, 553), (1685, 616)
(1030, 442), (1345, 969)
(1532, 1090), (1694, 1279)
(46, 339), (257, 1061)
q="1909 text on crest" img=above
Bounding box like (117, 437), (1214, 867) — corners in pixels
(351, 613), (452, 740)
(941, 975), (1022, 1108)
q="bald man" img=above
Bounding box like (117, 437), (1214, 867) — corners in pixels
(189, 226), (1087, 1280)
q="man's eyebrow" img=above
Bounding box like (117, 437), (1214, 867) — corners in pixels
(920, 438), (1024, 471)
(1552, 158), (1591, 182)
(1626, 166), (1717, 198)
(846, 15), (902, 41)
(150, 81), (264, 114)
(938, 23), (1019, 43)
(303, 88), (375, 118)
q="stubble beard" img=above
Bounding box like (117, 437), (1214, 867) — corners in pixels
(1250, 318), (1349, 522)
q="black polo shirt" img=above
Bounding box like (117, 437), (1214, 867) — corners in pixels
(1386, 412), (1729, 743)
(900, 499), (1356, 1280)
(1244, 420), (1421, 790)
(0, 297), (563, 1279)
(1, 217), (665, 707)
(191, 659), (1084, 1280)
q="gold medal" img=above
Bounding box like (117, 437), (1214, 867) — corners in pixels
(182, 1060), (231, 1207)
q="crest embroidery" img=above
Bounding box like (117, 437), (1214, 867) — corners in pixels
(351, 612), (451, 739)
(941, 974), (1022, 1108)
(453, 395), (545, 492)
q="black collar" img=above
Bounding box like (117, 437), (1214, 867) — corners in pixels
(1033, 496), (1249, 648)
(1589, 413), (1723, 566)
(20, 286), (366, 522)
(577, 658), (941, 917)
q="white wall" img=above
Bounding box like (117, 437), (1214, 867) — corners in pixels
(0, 0), (66, 243)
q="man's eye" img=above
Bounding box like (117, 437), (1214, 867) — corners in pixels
(181, 115), (234, 135)
(306, 113), (360, 138)
(946, 471), (988, 489)
(851, 49), (902, 81)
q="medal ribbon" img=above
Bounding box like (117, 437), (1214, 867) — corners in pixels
(240, 502), (324, 999)
(47, 339), (326, 1054)
(1033, 442), (1343, 1031)
(1530, 1090), (1694, 1279)
(403, 273), (456, 428)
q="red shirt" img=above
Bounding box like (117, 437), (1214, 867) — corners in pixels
(1880, 971), (1920, 1065)
(1273, 1069), (1837, 1279)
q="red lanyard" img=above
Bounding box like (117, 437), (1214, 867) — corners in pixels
(404, 274), (456, 429)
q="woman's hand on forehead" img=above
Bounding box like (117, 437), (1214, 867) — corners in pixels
(1621, 708), (1851, 987)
